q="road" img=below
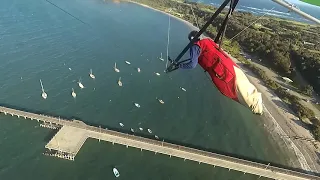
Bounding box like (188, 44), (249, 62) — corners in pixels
(224, 51), (320, 173)
(243, 54), (320, 120)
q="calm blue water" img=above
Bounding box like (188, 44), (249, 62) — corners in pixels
(0, 0), (295, 179)
(193, 0), (320, 23)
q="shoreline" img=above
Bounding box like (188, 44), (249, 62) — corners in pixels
(123, 0), (320, 173)
(126, 0), (199, 31)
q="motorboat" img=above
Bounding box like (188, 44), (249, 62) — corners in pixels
(113, 168), (120, 178)
(40, 79), (48, 99)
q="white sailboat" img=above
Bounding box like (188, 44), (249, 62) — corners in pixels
(159, 53), (164, 61)
(71, 88), (76, 98)
(114, 62), (120, 72)
(118, 77), (122, 87)
(40, 79), (47, 99)
(137, 68), (141, 72)
(89, 69), (95, 79)
(147, 129), (153, 134)
(78, 79), (85, 89)
(180, 87), (187, 92)
(134, 103), (140, 108)
(139, 127), (143, 131)
(155, 72), (160, 76)
(125, 61), (131, 65)
(113, 168), (120, 178)
(119, 122), (124, 127)
(157, 98), (164, 104)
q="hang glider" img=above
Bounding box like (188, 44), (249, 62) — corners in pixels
(271, 0), (320, 24)
(300, 0), (320, 7)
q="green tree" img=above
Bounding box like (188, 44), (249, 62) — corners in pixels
(302, 85), (314, 96)
(312, 125), (320, 141)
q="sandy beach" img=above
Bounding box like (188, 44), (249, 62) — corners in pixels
(126, 0), (199, 30)
(123, 0), (320, 174)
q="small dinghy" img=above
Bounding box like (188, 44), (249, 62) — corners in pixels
(125, 61), (131, 65)
(119, 123), (124, 127)
(180, 87), (187, 92)
(147, 129), (152, 134)
(113, 168), (120, 178)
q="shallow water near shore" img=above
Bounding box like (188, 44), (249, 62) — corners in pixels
(0, 0), (296, 179)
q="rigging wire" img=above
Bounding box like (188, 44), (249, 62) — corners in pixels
(229, 7), (275, 41)
(165, 16), (171, 69)
(45, 0), (89, 26)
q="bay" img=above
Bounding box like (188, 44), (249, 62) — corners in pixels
(0, 0), (293, 179)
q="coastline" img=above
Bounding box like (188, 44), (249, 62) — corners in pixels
(126, 0), (199, 31)
(123, 0), (320, 174)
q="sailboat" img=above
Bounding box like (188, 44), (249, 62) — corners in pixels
(180, 87), (187, 92)
(40, 79), (48, 99)
(134, 103), (141, 108)
(118, 77), (122, 87)
(78, 79), (85, 89)
(137, 68), (141, 72)
(71, 88), (76, 98)
(113, 168), (120, 178)
(157, 98), (164, 104)
(155, 72), (160, 76)
(159, 53), (164, 61)
(114, 62), (120, 72)
(125, 61), (131, 65)
(89, 69), (95, 79)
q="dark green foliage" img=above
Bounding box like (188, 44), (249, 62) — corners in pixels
(302, 85), (314, 96)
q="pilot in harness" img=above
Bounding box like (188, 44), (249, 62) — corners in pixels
(165, 0), (263, 115)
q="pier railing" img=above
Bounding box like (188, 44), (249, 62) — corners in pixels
(0, 106), (319, 180)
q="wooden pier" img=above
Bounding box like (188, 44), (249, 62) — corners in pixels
(0, 106), (319, 180)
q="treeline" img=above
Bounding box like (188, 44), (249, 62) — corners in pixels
(291, 50), (320, 94)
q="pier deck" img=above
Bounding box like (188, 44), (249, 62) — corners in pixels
(45, 125), (88, 155)
(0, 106), (319, 180)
